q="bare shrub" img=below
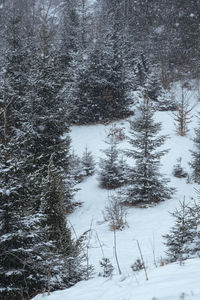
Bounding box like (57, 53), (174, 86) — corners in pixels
(103, 196), (128, 231)
(172, 86), (193, 136)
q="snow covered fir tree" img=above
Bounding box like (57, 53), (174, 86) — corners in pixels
(99, 129), (127, 189)
(124, 96), (173, 205)
(163, 200), (200, 262)
(81, 146), (95, 177)
(190, 114), (200, 183)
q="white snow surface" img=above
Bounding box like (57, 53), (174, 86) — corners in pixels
(33, 82), (200, 300)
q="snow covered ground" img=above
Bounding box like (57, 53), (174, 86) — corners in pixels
(33, 83), (200, 300)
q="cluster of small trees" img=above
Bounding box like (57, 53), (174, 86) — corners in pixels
(99, 96), (174, 206)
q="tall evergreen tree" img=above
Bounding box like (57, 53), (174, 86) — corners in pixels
(25, 2), (74, 211)
(124, 96), (173, 205)
(0, 122), (49, 299)
(41, 156), (84, 288)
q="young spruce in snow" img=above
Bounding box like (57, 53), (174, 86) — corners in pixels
(99, 131), (127, 189)
(190, 114), (200, 183)
(124, 96), (173, 205)
(81, 146), (95, 177)
(163, 200), (200, 262)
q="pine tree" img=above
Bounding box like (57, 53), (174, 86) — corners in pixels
(41, 155), (85, 288)
(99, 258), (114, 277)
(155, 89), (177, 111)
(124, 96), (173, 205)
(25, 4), (74, 211)
(136, 54), (163, 102)
(66, 0), (132, 124)
(99, 132), (127, 189)
(0, 0), (32, 140)
(190, 115), (200, 183)
(70, 150), (84, 183)
(81, 146), (95, 176)
(163, 200), (199, 262)
(0, 126), (50, 299)
(173, 157), (187, 178)
(58, 0), (79, 68)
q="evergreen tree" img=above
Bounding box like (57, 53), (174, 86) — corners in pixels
(70, 150), (84, 183)
(67, 0), (132, 124)
(0, 127), (50, 299)
(99, 258), (114, 278)
(124, 96), (173, 205)
(41, 155), (85, 288)
(190, 115), (200, 183)
(58, 0), (79, 68)
(0, 0), (33, 141)
(136, 54), (163, 102)
(173, 157), (187, 178)
(81, 146), (95, 176)
(155, 90), (177, 111)
(163, 200), (199, 262)
(26, 4), (74, 211)
(99, 132), (127, 189)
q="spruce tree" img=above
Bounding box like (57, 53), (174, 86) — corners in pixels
(41, 155), (85, 288)
(125, 96), (173, 205)
(99, 133), (127, 189)
(190, 115), (200, 183)
(81, 146), (95, 176)
(0, 127), (49, 299)
(70, 150), (84, 183)
(0, 0), (32, 140)
(155, 90), (177, 111)
(66, 0), (132, 124)
(26, 4), (74, 211)
(163, 200), (199, 262)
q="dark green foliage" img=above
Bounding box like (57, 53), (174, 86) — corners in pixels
(0, 132), (45, 299)
(173, 157), (187, 178)
(70, 151), (84, 183)
(99, 134), (128, 189)
(99, 258), (114, 277)
(191, 116), (200, 183)
(163, 200), (200, 262)
(124, 97), (173, 205)
(155, 90), (177, 111)
(67, 4), (132, 124)
(136, 55), (163, 102)
(40, 156), (85, 288)
(82, 146), (95, 176)
(131, 258), (145, 272)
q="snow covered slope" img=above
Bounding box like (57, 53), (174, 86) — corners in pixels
(33, 83), (200, 300)
(33, 258), (200, 300)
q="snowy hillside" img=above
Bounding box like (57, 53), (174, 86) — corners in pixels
(33, 84), (200, 300)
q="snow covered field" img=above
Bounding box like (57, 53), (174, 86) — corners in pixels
(33, 83), (200, 300)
